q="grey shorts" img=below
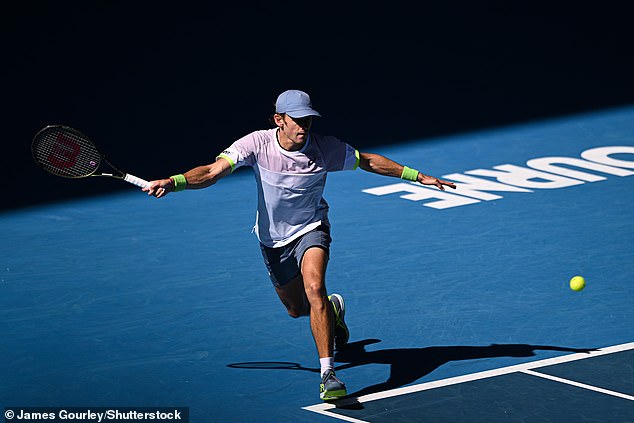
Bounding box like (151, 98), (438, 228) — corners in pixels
(259, 225), (332, 287)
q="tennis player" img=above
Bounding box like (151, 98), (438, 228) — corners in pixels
(144, 90), (456, 400)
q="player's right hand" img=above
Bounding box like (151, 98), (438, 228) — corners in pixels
(143, 178), (174, 198)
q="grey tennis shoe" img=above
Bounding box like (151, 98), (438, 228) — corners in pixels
(320, 369), (347, 401)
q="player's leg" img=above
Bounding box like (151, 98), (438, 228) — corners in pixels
(260, 227), (347, 400)
(301, 246), (347, 400)
(300, 246), (334, 359)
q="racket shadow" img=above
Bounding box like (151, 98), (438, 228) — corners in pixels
(333, 339), (598, 401)
(226, 361), (320, 373)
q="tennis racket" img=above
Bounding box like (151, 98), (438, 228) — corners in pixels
(31, 125), (150, 189)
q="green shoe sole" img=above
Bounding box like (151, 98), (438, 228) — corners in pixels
(320, 389), (347, 401)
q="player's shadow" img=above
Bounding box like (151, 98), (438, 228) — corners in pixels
(334, 339), (596, 400)
(226, 340), (596, 409)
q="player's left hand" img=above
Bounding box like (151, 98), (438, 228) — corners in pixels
(419, 175), (456, 191)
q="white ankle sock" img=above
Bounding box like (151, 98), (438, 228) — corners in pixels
(320, 357), (334, 377)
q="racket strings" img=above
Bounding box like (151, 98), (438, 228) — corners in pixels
(33, 128), (102, 178)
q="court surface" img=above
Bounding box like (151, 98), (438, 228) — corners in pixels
(1, 106), (633, 422)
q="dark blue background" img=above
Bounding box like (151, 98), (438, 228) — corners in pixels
(3, 1), (634, 210)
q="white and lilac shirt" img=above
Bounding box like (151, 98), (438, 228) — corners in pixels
(218, 128), (359, 247)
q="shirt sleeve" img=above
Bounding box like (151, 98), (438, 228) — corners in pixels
(342, 143), (360, 171)
(216, 131), (259, 172)
(319, 135), (360, 172)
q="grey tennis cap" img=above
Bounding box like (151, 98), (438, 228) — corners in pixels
(275, 90), (321, 118)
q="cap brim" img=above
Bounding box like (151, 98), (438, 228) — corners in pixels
(286, 109), (321, 118)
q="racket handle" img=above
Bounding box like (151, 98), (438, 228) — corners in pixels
(124, 173), (151, 189)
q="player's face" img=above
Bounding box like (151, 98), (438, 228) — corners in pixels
(276, 114), (312, 149)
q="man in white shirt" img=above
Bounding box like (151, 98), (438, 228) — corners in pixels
(144, 90), (456, 400)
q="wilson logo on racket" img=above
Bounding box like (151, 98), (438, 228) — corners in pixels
(47, 133), (81, 169)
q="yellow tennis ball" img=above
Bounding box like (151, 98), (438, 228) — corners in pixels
(570, 276), (586, 292)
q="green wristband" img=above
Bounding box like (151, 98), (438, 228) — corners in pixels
(170, 174), (187, 192)
(400, 166), (420, 182)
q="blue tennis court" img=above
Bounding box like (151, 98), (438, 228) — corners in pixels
(1, 106), (633, 422)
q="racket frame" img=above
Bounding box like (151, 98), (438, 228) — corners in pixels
(32, 125), (150, 189)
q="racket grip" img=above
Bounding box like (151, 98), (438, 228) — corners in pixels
(124, 173), (151, 189)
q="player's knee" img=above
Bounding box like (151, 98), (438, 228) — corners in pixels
(304, 281), (322, 297)
(305, 286), (327, 310)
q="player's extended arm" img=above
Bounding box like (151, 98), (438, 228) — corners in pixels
(144, 157), (233, 198)
(358, 152), (456, 191)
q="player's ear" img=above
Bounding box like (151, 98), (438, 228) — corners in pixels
(273, 113), (285, 128)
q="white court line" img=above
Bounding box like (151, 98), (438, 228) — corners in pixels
(303, 342), (634, 420)
(302, 411), (370, 423)
(521, 369), (634, 401)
